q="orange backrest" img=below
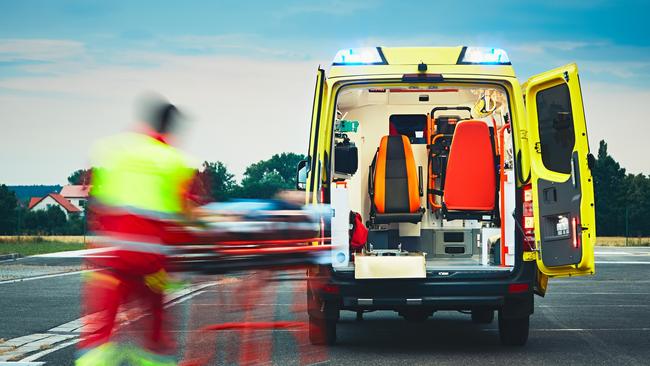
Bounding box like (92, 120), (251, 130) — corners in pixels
(373, 135), (420, 214)
(443, 120), (496, 211)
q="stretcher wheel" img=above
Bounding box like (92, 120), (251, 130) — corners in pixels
(309, 315), (337, 345)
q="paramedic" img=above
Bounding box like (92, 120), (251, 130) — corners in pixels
(76, 94), (197, 366)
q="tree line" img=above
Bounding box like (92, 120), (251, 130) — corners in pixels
(0, 152), (305, 235)
(1, 144), (648, 237)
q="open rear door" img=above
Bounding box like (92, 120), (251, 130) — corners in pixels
(307, 68), (326, 203)
(525, 63), (596, 278)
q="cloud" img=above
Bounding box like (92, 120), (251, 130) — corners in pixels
(581, 81), (650, 174)
(580, 60), (650, 79)
(0, 39), (85, 62)
(0, 52), (318, 184)
(510, 40), (593, 55)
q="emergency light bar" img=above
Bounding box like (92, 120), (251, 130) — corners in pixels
(458, 47), (511, 65)
(332, 47), (387, 65)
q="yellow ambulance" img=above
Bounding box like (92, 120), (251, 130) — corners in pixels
(297, 46), (596, 346)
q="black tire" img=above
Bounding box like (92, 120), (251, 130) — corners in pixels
(471, 309), (495, 324)
(498, 312), (529, 346)
(309, 315), (337, 345)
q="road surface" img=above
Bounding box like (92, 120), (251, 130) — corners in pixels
(1, 246), (649, 365)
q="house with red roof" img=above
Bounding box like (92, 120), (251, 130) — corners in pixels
(60, 184), (91, 211)
(28, 193), (82, 218)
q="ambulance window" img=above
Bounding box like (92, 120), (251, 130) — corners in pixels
(389, 114), (427, 144)
(535, 83), (575, 174)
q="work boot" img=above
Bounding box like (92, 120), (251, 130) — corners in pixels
(75, 342), (122, 366)
(128, 347), (177, 366)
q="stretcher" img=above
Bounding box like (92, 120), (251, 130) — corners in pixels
(167, 199), (333, 274)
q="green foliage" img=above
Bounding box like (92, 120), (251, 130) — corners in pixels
(0, 184), (18, 234)
(67, 168), (92, 185)
(237, 153), (307, 198)
(65, 212), (86, 235)
(196, 161), (237, 201)
(198, 153), (306, 200)
(622, 173), (650, 237)
(593, 140), (650, 236)
(23, 205), (69, 235)
(0, 240), (86, 256)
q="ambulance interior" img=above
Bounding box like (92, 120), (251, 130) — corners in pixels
(330, 84), (517, 273)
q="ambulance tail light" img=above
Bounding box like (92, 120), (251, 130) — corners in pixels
(522, 184), (536, 251)
(332, 47), (387, 65)
(572, 216), (581, 249)
(458, 47), (511, 65)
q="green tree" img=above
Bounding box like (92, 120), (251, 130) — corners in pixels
(65, 212), (86, 235)
(67, 168), (92, 185)
(45, 205), (67, 234)
(0, 184), (18, 234)
(238, 153), (306, 198)
(24, 209), (48, 234)
(592, 140), (628, 236)
(23, 205), (68, 234)
(623, 173), (650, 236)
(196, 161), (237, 202)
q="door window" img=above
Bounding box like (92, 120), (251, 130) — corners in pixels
(535, 83), (575, 174)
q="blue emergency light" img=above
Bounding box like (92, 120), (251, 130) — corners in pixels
(458, 47), (511, 65)
(332, 47), (387, 65)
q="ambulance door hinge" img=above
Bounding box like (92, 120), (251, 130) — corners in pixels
(534, 142), (542, 154)
(563, 71), (569, 82)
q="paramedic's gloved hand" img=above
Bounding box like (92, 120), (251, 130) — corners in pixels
(144, 269), (169, 294)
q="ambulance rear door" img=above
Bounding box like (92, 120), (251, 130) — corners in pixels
(524, 63), (596, 277)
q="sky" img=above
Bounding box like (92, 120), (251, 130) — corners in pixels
(1, 0), (649, 184)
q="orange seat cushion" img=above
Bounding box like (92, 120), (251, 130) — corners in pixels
(443, 120), (496, 211)
(373, 135), (420, 214)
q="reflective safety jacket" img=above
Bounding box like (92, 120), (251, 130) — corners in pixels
(89, 132), (196, 274)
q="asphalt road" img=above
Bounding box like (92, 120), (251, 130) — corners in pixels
(1, 246), (649, 365)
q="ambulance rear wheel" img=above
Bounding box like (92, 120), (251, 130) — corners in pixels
(498, 312), (529, 346)
(309, 316), (337, 346)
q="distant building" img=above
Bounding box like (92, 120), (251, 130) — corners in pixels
(60, 185), (91, 211)
(28, 193), (82, 218)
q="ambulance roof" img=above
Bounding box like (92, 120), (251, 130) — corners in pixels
(328, 46), (516, 79)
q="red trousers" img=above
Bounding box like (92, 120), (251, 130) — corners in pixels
(78, 266), (174, 355)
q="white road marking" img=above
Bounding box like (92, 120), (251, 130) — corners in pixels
(1, 281), (219, 362)
(30, 248), (114, 258)
(595, 261), (650, 264)
(549, 292), (650, 295)
(482, 328), (650, 332)
(538, 304), (650, 308)
(0, 362), (45, 365)
(553, 280), (650, 284)
(0, 270), (93, 285)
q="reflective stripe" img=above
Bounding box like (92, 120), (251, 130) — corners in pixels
(92, 236), (174, 255)
(205, 221), (319, 233)
(93, 203), (182, 221)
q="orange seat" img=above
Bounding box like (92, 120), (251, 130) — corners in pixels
(369, 135), (423, 224)
(443, 120), (496, 217)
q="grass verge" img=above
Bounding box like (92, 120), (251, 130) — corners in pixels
(0, 241), (87, 256)
(597, 236), (650, 247)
